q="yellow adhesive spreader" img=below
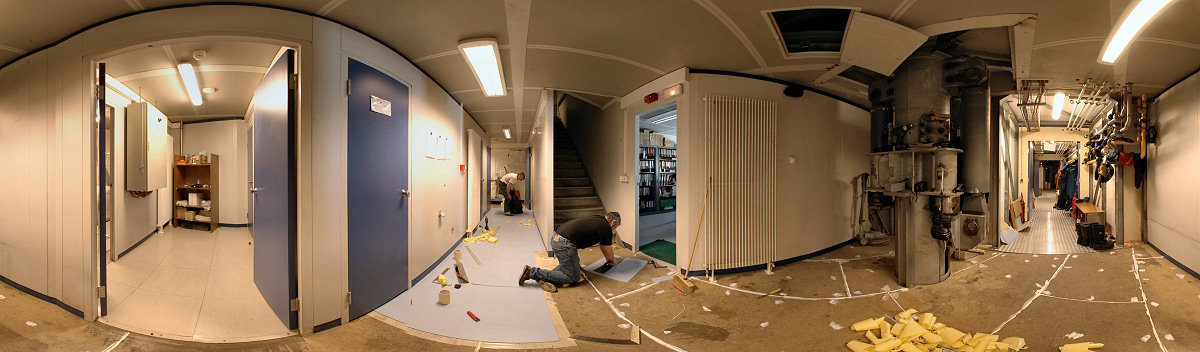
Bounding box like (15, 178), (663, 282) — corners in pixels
(1059, 342), (1104, 352)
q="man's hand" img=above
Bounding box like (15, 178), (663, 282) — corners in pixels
(600, 245), (619, 265)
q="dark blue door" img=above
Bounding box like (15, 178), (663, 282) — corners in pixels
(252, 50), (297, 329)
(347, 58), (409, 320)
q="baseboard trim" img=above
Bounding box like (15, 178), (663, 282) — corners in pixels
(116, 227), (159, 260)
(680, 238), (857, 276)
(0, 274), (84, 318)
(219, 223), (250, 228)
(412, 232), (470, 287)
(313, 318), (342, 333)
(1146, 241), (1200, 281)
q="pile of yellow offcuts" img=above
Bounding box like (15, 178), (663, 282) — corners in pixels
(463, 228), (498, 244)
(845, 309), (1105, 351)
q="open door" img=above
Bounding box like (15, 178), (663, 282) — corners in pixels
(251, 49), (297, 329)
(347, 58), (410, 320)
(96, 63), (109, 316)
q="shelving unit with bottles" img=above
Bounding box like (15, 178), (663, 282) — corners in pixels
(638, 146), (676, 214)
(173, 154), (219, 232)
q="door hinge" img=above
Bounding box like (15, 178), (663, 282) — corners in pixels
(97, 286), (107, 298)
(345, 292), (352, 307)
(288, 74), (299, 89)
(95, 85), (105, 100)
(290, 298), (300, 312)
(346, 79), (351, 96)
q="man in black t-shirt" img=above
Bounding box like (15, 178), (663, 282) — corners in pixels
(518, 212), (621, 291)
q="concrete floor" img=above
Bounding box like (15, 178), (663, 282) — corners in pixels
(3, 240), (1199, 351)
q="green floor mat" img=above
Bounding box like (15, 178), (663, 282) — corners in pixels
(639, 239), (676, 265)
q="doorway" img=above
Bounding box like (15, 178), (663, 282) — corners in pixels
(95, 39), (297, 341)
(635, 103), (679, 264)
(999, 140), (1090, 254)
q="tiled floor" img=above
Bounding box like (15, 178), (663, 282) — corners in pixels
(998, 194), (1094, 254)
(102, 227), (293, 342)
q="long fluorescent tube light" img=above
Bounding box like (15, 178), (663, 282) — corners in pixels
(176, 63), (203, 106)
(458, 38), (506, 97)
(651, 113), (678, 124)
(105, 74), (143, 103)
(503, 127), (512, 139)
(1099, 0), (1174, 63)
(1051, 93), (1065, 120)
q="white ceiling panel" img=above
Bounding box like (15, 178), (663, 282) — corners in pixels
(1126, 43), (1200, 94)
(325, 0), (509, 59)
(0, 1), (129, 54)
(528, 0), (759, 73)
(524, 50), (660, 98)
(420, 51), (514, 96)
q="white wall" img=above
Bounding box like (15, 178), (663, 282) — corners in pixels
(0, 35), (91, 317)
(529, 90), (555, 245)
(181, 120), (249, 224)
(0, 5), (473, 333)
(490, 147), (528, 197)
(680, 73), (869, 268)
(1147, 70), (1200, 273)
(107, 88), (163, 258)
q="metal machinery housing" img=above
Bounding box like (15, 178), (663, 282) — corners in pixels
(866, 41), (991, 287)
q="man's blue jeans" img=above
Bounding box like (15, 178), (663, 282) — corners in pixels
(529, 234), (580, 286)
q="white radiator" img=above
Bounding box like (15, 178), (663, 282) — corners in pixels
(700, 95), (778, 271)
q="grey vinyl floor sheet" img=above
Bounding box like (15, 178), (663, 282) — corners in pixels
(374, 209), (559, 343)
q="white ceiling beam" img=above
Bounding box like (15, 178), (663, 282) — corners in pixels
(317, 0), (349, 16)
(741, 63), (833, 75)
(123, 0), (145, 11)
(114, 65), (268, 82)
(812, 63), (850, 85)
(0, 44), (26, 54)
(505, 0), (532, 138)
(888, 0), (918, 21)
(1008, 17), (1037, 80)
(693, 0), (767, 69)
(914, 13), (1037, 37)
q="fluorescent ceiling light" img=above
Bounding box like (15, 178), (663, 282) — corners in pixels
(176, 63), (203, 106)
(1099, 0), (1174, 63)
(458, 38), (506, 97)
(503, 127), (512, 139)
(105, 74), (143, 103)
(1051, 93), (1065, 120)
(651, 113), (678, 124)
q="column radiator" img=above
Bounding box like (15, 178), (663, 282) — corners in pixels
(701, 95), (778, 271)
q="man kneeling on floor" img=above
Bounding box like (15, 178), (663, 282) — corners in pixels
(519, 212), (621, 292)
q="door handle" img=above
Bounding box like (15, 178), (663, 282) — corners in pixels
(251, 187), (262, 193)
(400, 189), (410, 197)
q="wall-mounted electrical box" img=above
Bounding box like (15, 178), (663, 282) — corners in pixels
(126, 102), (171, 191)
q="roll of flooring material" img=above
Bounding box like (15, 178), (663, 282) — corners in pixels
(438, 289), (450, 305)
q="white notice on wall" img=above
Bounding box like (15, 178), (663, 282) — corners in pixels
(370, 95), (392, 116)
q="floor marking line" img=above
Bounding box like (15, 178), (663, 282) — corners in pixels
(584, 273), (686, 352)
(838, 262), (852, 297)
(102, 332), (130, 352)
(692, 277), (908, 301)
(1040, 294), (1140, 304)
(805, 253), (894, 263)
(951, 253), (1001, 276)
(1132, 249), (1167, 352)
(991, 255), (1071, 334)
(607, 281), (662, 302)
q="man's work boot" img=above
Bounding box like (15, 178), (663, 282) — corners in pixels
(518, 265), (532, 285)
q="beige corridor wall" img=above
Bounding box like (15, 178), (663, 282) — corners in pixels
(1147, 70), (1200, 273)
(0, 5), (471, 333)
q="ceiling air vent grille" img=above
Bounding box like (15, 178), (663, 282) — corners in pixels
(769, 9), (852, 54)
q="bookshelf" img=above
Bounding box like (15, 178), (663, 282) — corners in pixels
(638, 146), (676, 215)
(173, 154), (219, 232)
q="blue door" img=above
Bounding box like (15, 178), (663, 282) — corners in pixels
(252, 50), (297, 329)
(347, 58), (409, 320)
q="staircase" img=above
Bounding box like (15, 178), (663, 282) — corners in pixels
(553, 120), (605, 229)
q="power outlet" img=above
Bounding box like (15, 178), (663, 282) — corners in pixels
(619, 175), (629, 183)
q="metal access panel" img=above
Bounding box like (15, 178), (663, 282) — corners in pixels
(347, 58), (410, 320)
